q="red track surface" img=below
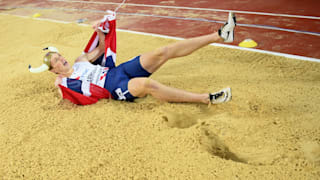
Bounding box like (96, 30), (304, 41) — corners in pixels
(1, 0), (320, 59)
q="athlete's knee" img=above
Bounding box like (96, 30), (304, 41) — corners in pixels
(144, 78), (161, 93)
(154, 46), (169, 62)
(128, 78), (156, 98)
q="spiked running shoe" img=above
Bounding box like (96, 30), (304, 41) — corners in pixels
(218, 12), (236, 43)
(209, 87), (232, 104)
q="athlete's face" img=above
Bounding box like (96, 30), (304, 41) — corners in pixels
(50, 53), (70, 74)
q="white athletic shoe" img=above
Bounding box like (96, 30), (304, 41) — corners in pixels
(218, 12), (236, 43)
(209, 87), (232, 104)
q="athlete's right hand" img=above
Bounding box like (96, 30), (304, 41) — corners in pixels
(92, 20), (102, 32)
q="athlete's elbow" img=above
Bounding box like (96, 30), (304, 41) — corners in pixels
(99, 45), (105, 53)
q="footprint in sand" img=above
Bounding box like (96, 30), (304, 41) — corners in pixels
(199, 126), (280, 165)
(199, 126), (247, 163)
(162, 112), (279, 165)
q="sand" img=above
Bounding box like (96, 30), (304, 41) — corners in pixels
(0, 14), (319, 179)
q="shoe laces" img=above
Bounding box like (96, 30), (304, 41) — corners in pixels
(210, 91), (224, 101)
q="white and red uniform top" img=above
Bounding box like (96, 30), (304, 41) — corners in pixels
(60, 61), (109, 95)
(69, 62), (108, 88)
(59, 62), (112, 105)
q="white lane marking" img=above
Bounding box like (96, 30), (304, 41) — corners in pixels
(1, 13), (319, 63)
(48, 0), (320, 20)
(2, 6), (319, 36)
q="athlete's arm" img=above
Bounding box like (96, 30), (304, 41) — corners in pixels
(75, 25), (106, 63)
(55, 75), (63, 97)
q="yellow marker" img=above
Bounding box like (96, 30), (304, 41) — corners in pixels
(32, 13), (41, 18)
(239, 39), (258, 48)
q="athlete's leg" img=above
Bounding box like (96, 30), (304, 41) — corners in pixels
(128, 78), (210, 104)
(140, 32), (222, 73)
(140, 12), (236, 73)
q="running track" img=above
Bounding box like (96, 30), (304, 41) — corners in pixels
(1, 0), (320, 59)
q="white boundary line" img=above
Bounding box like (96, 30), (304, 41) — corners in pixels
(49, 0), (320, 20)
(1, 13), (319, 63)
(2, 5), (319, 36)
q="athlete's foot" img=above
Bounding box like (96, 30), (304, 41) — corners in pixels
(218, 12), (236, 43)
(209, 87), (232, 104)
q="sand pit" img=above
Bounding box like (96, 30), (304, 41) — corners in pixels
(0, 14), (319, 179)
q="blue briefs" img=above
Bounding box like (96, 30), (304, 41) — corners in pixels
(104, 56), (151, 102)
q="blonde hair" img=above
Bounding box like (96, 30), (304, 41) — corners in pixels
(43, 52), (56, 70)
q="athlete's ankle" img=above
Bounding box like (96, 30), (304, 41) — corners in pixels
(211, 32), (223, 42)
(201, 94), (210, 104)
